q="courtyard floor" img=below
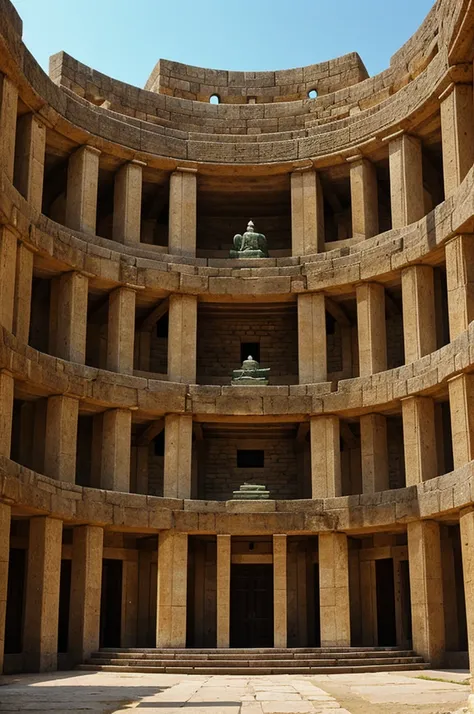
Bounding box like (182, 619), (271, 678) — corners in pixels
(0, 669), (471, 714)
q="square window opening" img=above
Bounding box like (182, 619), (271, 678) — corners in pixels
(237, 449), (264, 468)
(240, 341), (260, 363)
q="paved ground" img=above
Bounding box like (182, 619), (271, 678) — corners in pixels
(0, 670), (471, 714)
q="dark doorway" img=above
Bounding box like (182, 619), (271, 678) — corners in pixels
(376, 559), (397, 645)
(230, 564), (273, 647)
(313, 563), (321, 646)
(58, 560), (71, 653)
(5, 548), (26, 654)
(100, 559), (122, 647)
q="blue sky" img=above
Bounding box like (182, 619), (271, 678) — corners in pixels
(11, 0), (434, 87)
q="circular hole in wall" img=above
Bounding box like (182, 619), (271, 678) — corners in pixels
(308, 89), (318, 99)
(209, 94), (220, 104)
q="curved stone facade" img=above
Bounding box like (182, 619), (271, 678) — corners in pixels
(1, 0), (474, 687)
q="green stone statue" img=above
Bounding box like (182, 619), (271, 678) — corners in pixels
(231, 355), (270, 386)
(230, 220), (268, 258)
(233, 483), (270, 500)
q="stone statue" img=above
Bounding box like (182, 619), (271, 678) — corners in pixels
(233, 483), (270, 500)
(230, 220), (268, 258)
(231, 355), (270, 386)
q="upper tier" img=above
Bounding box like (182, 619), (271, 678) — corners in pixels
(0, 0), (469, 167)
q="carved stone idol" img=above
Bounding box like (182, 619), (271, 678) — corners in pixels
(230, 220), (268, 258)
(231, 355), (270, 386)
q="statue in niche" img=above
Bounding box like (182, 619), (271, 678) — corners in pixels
(230, 220), (268, 258)
(231, 355), (270, 386)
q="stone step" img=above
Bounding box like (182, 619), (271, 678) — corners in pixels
(95, 646), (412, 655)
(91, 648), (417, 660)
(78, 662), (429, 676)
(86, 656), (425, 668)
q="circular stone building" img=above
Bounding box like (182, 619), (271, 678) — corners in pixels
(1, 0), (474, 690)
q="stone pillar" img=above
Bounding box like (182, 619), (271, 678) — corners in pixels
(401, 396), (437, 486)
(349, 157), (379, 239)
(12, 243), (34, 343)
(0, 371), (14, 458)
(44, 396), (79, 483)
(319, 532), (350, 647)
(446, 235), (474, 340)
(448, 374), (474, 469)
(13, 113), (46, 210)
(407, 520), (445, 666)
(291, 167), (325, 255)
(0, 503), (11, 673)
(356, 282), (387, 376)
(113, 160), (145, 244)
(156, 531), (188, 648)
(360, 413), (389, 493)
(440, 82), (474, 198)
(24, 516), (63, 672)
(168, 294), (197, 383)
(164, 414), (193, 499)
(297, 293), (327, 383)
(169, 168), (197, 256)
(459, 508), (474, 709)
(402, 265), (436, 363)
(101, 409), (132, 492)
(310, 416), (341, 498)
(68, 525), (103, 665)
(216, 534), (231, 648)
(0, 74), (18, 180)
(107, 287), (136, 374)
(55, 272), (88, 363)
(273, 534), (287, 648)
(0, 226), (17, 331)
(389, 132), (424, 228)
(121, 559), (138, 647)
(360, 559), (377, 645)
(65, 145), (101, 234)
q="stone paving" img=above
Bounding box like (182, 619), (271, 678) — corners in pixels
(0, 670), (471, 714)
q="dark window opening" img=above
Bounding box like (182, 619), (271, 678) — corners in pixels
(154, 430), (165, 457)
(237, 449), (264, 468)
(240, 342), (260, 363)
(156, 313), (169, 338)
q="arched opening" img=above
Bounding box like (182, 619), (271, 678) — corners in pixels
(308, 89), (318, 99)
(209, 94), (220, 105)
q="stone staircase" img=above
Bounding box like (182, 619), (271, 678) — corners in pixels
(78, 647), (428, 675)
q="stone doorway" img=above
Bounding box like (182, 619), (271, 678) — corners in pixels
(100, 559), (122, 647)
(230, 564), (273, 647)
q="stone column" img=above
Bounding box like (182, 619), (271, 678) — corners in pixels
(448, 374), (474, 468)
(13, 113), (46, 210)
(291, 167), (325, 255)
(169, 168), (197, 256)
(273, 534), (287, 648)
(55, 272), (88, 363)
(164, 414), (193, 498)
(216, 534), (231, 648)
(113, 160), (145, 244)
(445, 235), (474, 340)
(168, 294), (197, 383)
(319, 532), (350, 646)
(107, 287), (136, 374)
(459, 508), (474, 709)
(12, 243), (34, 343)
(440, 82), (474, 198)
(401, 396), (437, 486)
(297, 293), (327, 383)
(156, 531), (188, 648)
(65, 145), (101, 234)
(402, 265), (436, 363)
(0, 74), (18, 180)
(101, 409), (132, 492)
(24, 516), (63, 672)
(388, 132), (424, 228)
(356, 282), (387, 376)
(360, 413), (389, 493)
(360, 559), (377, 645)
(0, 503), (11, 673)
(407, 520), (445, 666)
(0, 226), (17, 331)
(68, 525), (103, 665)
(310, 416), (341, 498)
(349, 157), (379, 239)
(44, 396), (79, 483)
(121, 559), (139, 647)
(0, 370), (14, 458)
